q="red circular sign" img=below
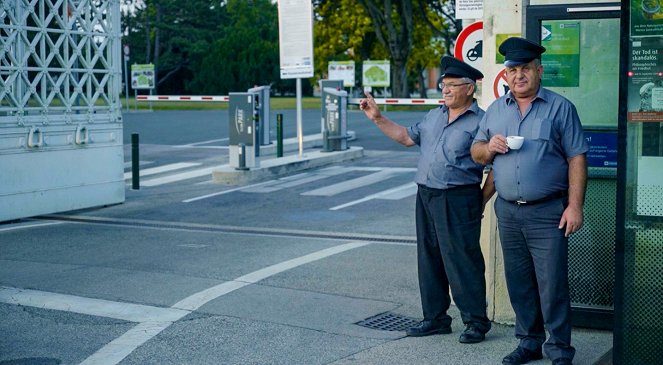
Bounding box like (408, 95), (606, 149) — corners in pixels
(493, 69), (509, 99)
(454, 21), (483, 73)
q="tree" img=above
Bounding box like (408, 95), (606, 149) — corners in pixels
(355, 0), (414, 98)
(191, 0), (280, 95)
(314, 0), (455, 98)
(121, 0), (228, 94)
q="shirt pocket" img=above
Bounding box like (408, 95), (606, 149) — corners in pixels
(531, 118), (553, 141)
(445, 130), (474, 155)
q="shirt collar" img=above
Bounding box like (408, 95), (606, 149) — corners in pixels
(442, 99), (480, 115)
(505, 86), (548, 105)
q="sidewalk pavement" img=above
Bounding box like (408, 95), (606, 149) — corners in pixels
(213, 134), (614, 365)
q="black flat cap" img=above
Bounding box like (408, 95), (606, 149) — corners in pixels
(498, 37), (546, 67)
(440, 56), (483, 81)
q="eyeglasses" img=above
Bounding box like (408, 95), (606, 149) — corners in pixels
(439, 82), (471, 90)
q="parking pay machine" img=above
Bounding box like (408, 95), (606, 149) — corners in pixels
(321, 87), (348, 152)
(229, 92), (259, 169)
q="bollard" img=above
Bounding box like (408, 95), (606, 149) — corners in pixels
(131, 133), (140, 190)
(276, 113), (283, 158)
(236, 142), (249, 171)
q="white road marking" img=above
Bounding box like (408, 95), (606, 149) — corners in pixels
(0, 221), (63, 233)
(0, 241), (369, 365)
(140, 166), (222, 187)
(123, 162), (202, 180)
(173, 138), (228, 148)
(0, 287), (189, 323)
(301, 170), (400, 196)
(329, 182), (417, 210)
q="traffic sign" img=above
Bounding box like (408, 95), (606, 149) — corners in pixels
(493, 69), (510, 99)
(454, 21), (483, 73)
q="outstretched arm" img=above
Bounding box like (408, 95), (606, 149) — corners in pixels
(360, 92), (415, 147)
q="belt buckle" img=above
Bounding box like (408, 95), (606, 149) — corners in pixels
(515, 200), (527, 205)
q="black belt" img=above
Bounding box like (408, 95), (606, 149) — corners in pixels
(417, 183), (480, 192)
(507, 191), (568, 206)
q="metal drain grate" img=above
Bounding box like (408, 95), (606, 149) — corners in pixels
(356, 312), (419, 331)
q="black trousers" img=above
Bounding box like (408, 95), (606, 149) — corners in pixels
(415, 184), (490, 332)
(494, 196), (575, 361)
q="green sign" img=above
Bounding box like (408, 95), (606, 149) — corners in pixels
(541, 21), (580, 87)
(362, 60), (390, 87)
(131, 64), (155, 90)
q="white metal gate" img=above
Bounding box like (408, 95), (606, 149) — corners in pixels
(1, 0), (124, 222)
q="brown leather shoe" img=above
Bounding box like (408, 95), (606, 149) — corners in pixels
(405, 320), (451, 337)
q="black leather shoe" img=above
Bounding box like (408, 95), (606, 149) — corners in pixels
(552, 358), (573, 365)
(502, 346), (543, 364)
(405, 320), (451, 337)
(458, 325), (485, 343)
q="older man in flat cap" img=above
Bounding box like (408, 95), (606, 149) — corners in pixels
(471, 37), (588, 365)
(360, 56), (494, 344)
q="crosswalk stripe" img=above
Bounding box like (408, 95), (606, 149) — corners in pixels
(123, 162), (202, 180)
(329, 182), (417, 210)
(141, 166), (220, 187)
(301, 169), (400, 196)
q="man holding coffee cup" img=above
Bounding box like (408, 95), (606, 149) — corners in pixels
(360, 56), (493, 344)
(471, 37), (588, 365)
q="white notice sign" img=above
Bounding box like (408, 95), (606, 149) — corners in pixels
(456, 0), (483, 20)
(278, 0), (314, 79)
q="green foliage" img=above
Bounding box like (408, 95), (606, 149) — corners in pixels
(121, 0), (458, 97)
(190, 0), (280, 94)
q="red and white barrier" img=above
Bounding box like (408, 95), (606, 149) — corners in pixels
(135, 95), (444, 105)
(348, 98), (445, 105)
(135, 95), (229, 102)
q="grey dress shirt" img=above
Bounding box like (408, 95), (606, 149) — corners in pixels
(407, 101), (485, 189)
(473, 87), (588, 202)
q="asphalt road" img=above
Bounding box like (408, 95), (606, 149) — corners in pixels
(0, 108), (612, 365)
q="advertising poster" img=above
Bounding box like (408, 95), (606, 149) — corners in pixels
(130, 64), (154, 89)
(631, 0), (663, 37)
(362, 60), (390, 87)
(627, 37), (663, 122)
(328, 61), (355, 87)
(541, 21), (581, 87)
(585, 131), (618, 168)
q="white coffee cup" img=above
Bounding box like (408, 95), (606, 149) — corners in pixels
(506, 136), (524, 150)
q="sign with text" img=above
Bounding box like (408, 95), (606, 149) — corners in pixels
(456, 0), (483, 20)
(131, 64), (154, 89)
(585, 131), (618, 168)
(541, 21), (580, 87)
(627, 37), (663, 122)
(277, 0), (314, 79)
(328, 61), (355, 87)
(630, 0), (663, 37)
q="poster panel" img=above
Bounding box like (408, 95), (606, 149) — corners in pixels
(627, 37), (663, 122)
(541, 21), (580, 87)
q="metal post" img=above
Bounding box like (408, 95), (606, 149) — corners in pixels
(131, 133), (139, 190)
(296, 78), (303, 157)
(276, 113), (283, 158)
(124, 57), (129, 112)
